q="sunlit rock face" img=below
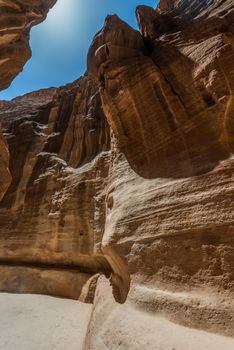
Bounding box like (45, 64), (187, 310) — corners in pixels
(0, 77), (130, 303)
(87, 0), (234, 338)
(0, 0), (131, 305)
(89, 3), (234, 179)
(0, 0), (57, 90)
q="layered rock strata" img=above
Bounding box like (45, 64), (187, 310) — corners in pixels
(0, 79), (130, 303)
(0, 0), (57, 206)
(86, 0), (234, 339)
(0, 129), (10, 201)
(0, 0), (234, 345)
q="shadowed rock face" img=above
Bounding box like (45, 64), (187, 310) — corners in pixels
(0, 0), (57, 90)
(0, 129), (10, 201)
(0, 0), (57, 203)
(157, 0), (234, 19)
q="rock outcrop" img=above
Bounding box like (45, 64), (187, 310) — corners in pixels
(0, 0), (130, 305)
(89, 2), (234, 178)
(86, 0), (234, 341)
(0, 0), (57, 204)
(0, 0), (234, 347)
(0, 0), (57, 90)
(0, 129), (10, 201)
(0, 78), (130, 303)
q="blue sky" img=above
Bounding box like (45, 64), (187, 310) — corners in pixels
(1, 0), (157, 100)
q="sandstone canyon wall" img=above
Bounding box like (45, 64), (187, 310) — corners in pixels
(84, 0), (234, 344)
(0, 0), (234, 348)
(0, 79), (130, 303)
(0, 128), (10, 201)
(0, 1), (131, 304)
(0, 0), (57, 200)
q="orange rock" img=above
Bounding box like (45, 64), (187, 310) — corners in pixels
(0, 78), (130, 303)
(0, 129), (11, 201)
(0, 0), (57, 90)
(0, 0), (234, 341)
(86, 0), (234, 337)
(0, 0), (57, 203)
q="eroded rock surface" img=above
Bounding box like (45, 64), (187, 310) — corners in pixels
(0, 0), (57, 90)
(89, 2), (234, 178)
(86, 0), (234, 340)
(0, 78), (130, 303)
(0, 0), (234, 346)
(0, 0), (57, 206)
(0, 129), (10, 201)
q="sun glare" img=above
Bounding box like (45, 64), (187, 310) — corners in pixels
(44, 0), (79, 37)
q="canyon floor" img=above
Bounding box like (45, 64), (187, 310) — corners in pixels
(0, 293), (234, 350)
(0, 294), (92, 350)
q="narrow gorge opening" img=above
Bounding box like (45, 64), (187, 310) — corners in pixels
(0, 0), (157, 101)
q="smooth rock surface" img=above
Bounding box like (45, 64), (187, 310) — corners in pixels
(84, 278), (234, 350)
(0, 293), (92, 350)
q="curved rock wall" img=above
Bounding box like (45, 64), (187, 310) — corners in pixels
(88, 0), (234, 290)
(0, 0), (234, 345)
(86, 0), (234, 339)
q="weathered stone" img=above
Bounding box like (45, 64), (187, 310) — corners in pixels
(0, 78), (130, 303)
(0, 0), (57, 90)
(0, 0), (57, 205)
(86, 0), (234, 339)
(0, 129), (10, 200)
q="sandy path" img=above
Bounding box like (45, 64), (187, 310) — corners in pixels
(1, 291), (234, 350)
(0, 293), (92, 350)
